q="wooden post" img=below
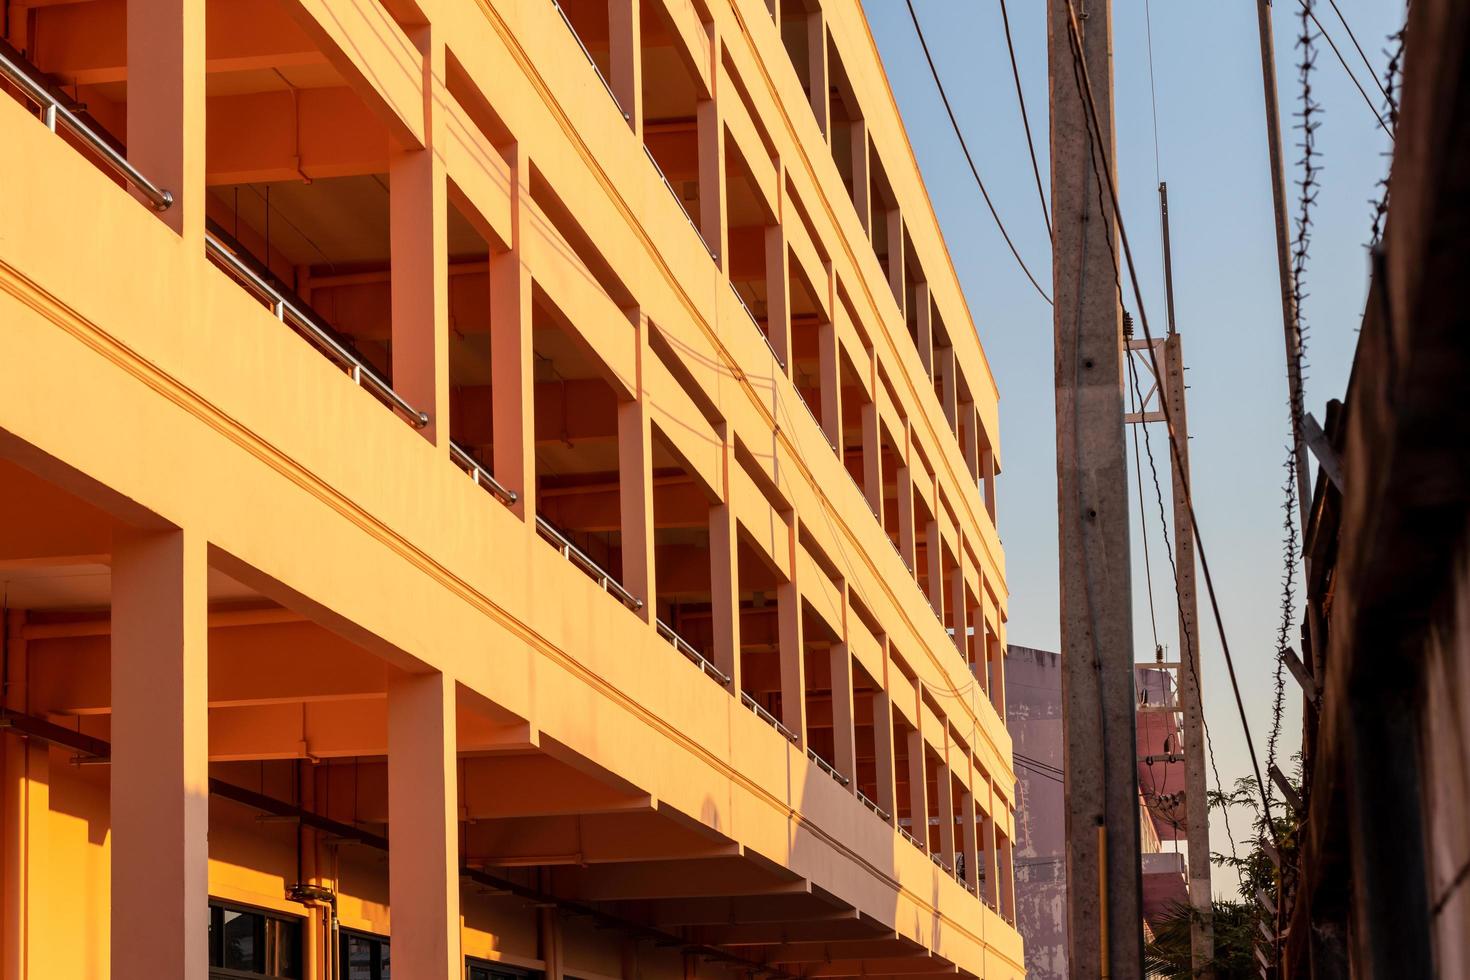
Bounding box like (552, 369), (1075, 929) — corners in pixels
(1047, 0), (1144, 973)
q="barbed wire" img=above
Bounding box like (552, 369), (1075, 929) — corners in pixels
(1265, 450), (1299, 809)
(1369, 22), (1407, 246)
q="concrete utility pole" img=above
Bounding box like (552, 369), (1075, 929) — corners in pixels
(1253, 0), (1312, 529)
(1047, 0), (1145, 976)
(1128, 183), (1215, 977)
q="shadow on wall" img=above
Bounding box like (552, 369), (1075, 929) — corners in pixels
(1004, 645), (1068, 980)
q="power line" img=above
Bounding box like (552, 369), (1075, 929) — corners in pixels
(1324, 0), (1390, 102)
(996, 0), (1052, 239)
(1296, 0), (1394, 138)
(1142, 0), (1163, 185)
(1059, 0), (1280, 844)
(1126, 345), (1163, 655)
(1125, 343), (1241, 867)
(904, 0), (1053, 306)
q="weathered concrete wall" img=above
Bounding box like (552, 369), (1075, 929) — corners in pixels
(1422, 519), (1470, 977)
(1004, 645), (1067, 980)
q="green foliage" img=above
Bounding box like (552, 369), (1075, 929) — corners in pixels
(1143, 900), (1257, 978)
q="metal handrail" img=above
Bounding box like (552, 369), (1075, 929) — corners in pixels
(729, 281), (786, 370)
(203, 234), (429, 429)
(805, 747), (851, 787)
(655, 618), (731, 686)
(899, 827), (926, 852)
(739, 691), (799, 743)
(856, 790), (892, 823)
(549, 0), (629, 122)
(642, 144), (717, 262)
(930, 852), (953, 874)
(534, 515), (643, 611)
(449, 442), (518, 506)
(0, 48), (172, 211)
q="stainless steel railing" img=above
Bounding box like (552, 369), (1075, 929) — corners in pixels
(534, 515), (643, 611)
(856, 789), (892, 823)
(449, 442), (518, 507)
(549, 0), (629, 122)
(203, 233), (430, 429)
(655, 618), (732, 686)
(643, 144), (717, 262)
(0, 47), (172, 211)
(729, 280), (786, 371)
(806, 747), (851, 787)
(739, 691), (799, 743)
(899, 826), (926, 852)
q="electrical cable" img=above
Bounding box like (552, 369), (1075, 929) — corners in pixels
(1126, 344), (1163, 656)
(1295, 0), (1393, 137)
(1126, 338), (1241, 868)
(997, 0), (1052, 239)
(1323, 0), (1390, 102)
(904, 0), (1054, 306)
(1059, 0), (1280, 845)
(1142, 0), (1164, 185)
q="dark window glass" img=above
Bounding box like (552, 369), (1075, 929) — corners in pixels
(342, 930), (391, 980)
(467, 958), (541, 980)
(222, 909), (260, 971)
(207, 901), (304, 979)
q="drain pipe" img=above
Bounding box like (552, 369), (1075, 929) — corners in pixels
(288, 882), (340, 980)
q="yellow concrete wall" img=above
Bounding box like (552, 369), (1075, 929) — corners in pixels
(0, 0), (1022, 973)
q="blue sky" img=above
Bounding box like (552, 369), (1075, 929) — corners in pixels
(861, 0), (1402, 896)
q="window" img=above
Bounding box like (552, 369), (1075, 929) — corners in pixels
(342, 929), (391, 980)
(467, 959), (541, 980)
(208, 901), (304, 979)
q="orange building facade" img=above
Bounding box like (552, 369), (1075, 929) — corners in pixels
(0, 0), (1018, 975)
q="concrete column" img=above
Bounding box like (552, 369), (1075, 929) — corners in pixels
(764, 223), (791, 373)
(609, 0), (642, 136)
(961, 402), (980, 480)
(981, 444), (997, 522)
(709, 497), (741, 692)
(914, 282), (934, 376)
(388, 670), (461, 977)
(936, 756), (956, 873)
(818, 319), (841, 449)
(540, 907), (565, 980)
(4, 613), (54, 980)
(925, 520), (943, 617)
(806, 11), (828, 139)
(127, 0), (203, 238)
(850, 120), (871, 239)
(887, 431), (911, 575)
(491, 145), (535, 520)
(776, 570), (806, 745)
(619, 313), (654, 619)
(906, 727), (928, 852)
(982, 807), (999, 909)
(871, 669), (897, 826)
(937, 347), (958, 432)
(829, 639), (856, 790)
(999, 828), (1016, 922)
(697, 97), (726, 270)
(961, 788), (980, 892)
(989, 633), (1006, 718)
(390, 31), (449, 446)
(111, 527), (209, 980)
(885, 210), (905, 314)
(860, 400), (882, 518)
(950, 549), (967, 656)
